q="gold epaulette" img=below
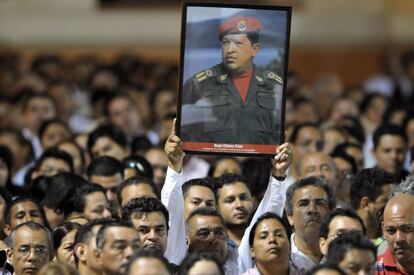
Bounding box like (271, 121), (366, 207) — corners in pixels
(264, 71), (283, 84)
(195, 69), (216, 83)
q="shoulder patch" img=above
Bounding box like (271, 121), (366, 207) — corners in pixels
(195, 68), (216, 83)
(263, 70), (283, 84)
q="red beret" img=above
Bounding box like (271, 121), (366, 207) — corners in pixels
(219, 16), (262, 39)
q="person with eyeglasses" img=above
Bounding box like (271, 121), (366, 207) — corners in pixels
(318, 208), (366, 262)
(185, 208), (233, 273)
(9, 221), (52, 275)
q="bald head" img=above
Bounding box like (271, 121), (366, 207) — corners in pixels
(382, 194), (414, 271)
(298, 152), (337, 192)
(384, 194), (414, 221)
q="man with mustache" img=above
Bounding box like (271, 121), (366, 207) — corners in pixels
(181, 16), (283, 145)
(376, 194), (414, 275)
(285, 176), (336, 271)
(9, 222), (52, 275)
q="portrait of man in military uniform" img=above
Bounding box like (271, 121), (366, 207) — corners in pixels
(179, 5), (290, 154)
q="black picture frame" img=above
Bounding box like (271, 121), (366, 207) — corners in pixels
(177, 2), (291, 157)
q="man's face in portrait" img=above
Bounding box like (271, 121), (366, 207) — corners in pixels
(221, 34), (260, 75)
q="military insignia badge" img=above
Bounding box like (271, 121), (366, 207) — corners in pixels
(205, 69), (213, 77)
(237, 20), (247, 32)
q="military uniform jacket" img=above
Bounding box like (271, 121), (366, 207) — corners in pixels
(181, 63), (283, 145)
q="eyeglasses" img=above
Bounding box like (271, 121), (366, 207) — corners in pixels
(328, 230), (363, 240)
(15, 246), (49, 258)
(196, 228), (227, 241)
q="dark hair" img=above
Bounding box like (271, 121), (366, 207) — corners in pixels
(41, 172), (87, 210)
(5, 196), (49, 228)
(178, 251), (224, 275)
(117, 176), (159, 205)
(57, 139), (86, 173)
(289, 123), (320, 144)
(339, 116), (366, 145)
(332, 142), (362, 160)
(382, 104), (407, 125)
(330, 150), (357, 175)
(182, 178), (216, 199)
(326, 232), (376, 265)
(216, 172), (246, 186)
(21, 92), (56, 114)
(87, 156), (124, 178)
(73, 218), (114, 266)
(104, 92), (133, 117)
(306, 263), (346, 275)
(35, 147), (74, 173)
(319, 208), (366, 239)
(0, 145), (13, 187)
(285, 177), (336, 216)
(58, 183), (106, 217)
(411, 146), (414, 163)
(207, 157), (241, 178)
(359, 93), (385, 115)
(241, 158), (271, 201)
(0, 186), (11, 205)
(96, 219), (133, 250)
(215, 173), (248, 198)
(74, 218), (112, 246)
(402, 111), (414, 134)
(121, 197), (169, 230)
(131, 136), (153, 155)
(87, 123), (128, 157)
(26, 176), (52, 202)
(38, 118), (70, 143)
(186, 208), (225, 228)
(123, 155), (153, 179)
(53, 222), (81, 253)
(373, 124), (407, 149)
(126, 250), (171, 275)
(0, 128), (35, 164)
(401, 50), (414, 70)
(350, 168), (396, 210)
(248, 212), (291, 246)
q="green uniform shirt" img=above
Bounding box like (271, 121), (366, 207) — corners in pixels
(181, 63), (283, 145)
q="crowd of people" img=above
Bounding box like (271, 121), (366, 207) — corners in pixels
(0, 49), (413, 275)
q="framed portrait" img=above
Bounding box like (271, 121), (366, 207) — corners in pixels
(177, 2), (292, 157)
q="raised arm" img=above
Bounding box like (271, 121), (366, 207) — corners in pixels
(238, 143), (293, 273)
(161, 119), (187, 264)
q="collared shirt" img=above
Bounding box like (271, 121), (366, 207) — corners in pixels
(161, 167), (287, 272)
(375, 248), (411, 275)
(242, 262), (305, 275)
(290, 233), (318, 272)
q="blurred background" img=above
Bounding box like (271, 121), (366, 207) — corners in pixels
(1, 0), (414, 85)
